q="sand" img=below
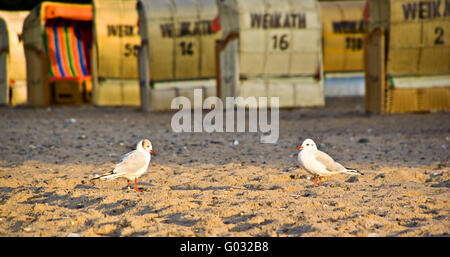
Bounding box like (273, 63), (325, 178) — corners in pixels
(0, 97), (448, 237)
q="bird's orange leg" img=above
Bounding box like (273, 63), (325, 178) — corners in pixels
(313, 176), (316, 188)
(319, 176), (322, 187)
(135, 177), (142, 192)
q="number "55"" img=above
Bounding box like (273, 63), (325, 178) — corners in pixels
(124, 43), (139, 57)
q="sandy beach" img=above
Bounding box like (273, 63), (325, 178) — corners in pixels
(0, 97), (448, 237)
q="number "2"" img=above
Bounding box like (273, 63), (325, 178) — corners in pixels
(434, 26), (444, 45)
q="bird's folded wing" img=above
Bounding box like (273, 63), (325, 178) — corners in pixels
(314, 150), (346, 172)
(118, 150), (135, 164)
(114, 150), (148, 174)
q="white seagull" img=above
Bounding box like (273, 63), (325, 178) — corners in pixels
(92, 139), (156, 192)
(297, 138), (363, 188)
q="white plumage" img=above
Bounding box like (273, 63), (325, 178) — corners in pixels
(297, 138), (362, 187)
(92, 139), (156, 192)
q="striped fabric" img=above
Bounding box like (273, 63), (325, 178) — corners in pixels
(43, 19), (92, 80)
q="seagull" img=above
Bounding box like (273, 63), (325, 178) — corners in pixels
(297, 138), (363, 188)
(92, 139), (156, 192)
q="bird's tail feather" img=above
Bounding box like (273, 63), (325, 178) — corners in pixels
(91, 170), (124, 181)
(343, 168), (364, 175)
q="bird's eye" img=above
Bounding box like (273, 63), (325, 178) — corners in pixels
(306, 144), (309, 146)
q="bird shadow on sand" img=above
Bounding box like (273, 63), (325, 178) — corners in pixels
(20, 190), (104, 210)
(89, 180), (155, 192)
(14, 184), (151, 220)
(119, 181), (155, 192)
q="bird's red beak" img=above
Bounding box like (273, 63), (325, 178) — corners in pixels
(150, 149), (157, 155)
(297, 146), (303, 150)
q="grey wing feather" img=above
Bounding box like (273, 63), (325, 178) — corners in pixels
(314, 150), (346, 172)
(114, 150), (148, 174)
(118, 150), (134, 164)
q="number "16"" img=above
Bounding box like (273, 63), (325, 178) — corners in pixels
(272, 34), (289, 50)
